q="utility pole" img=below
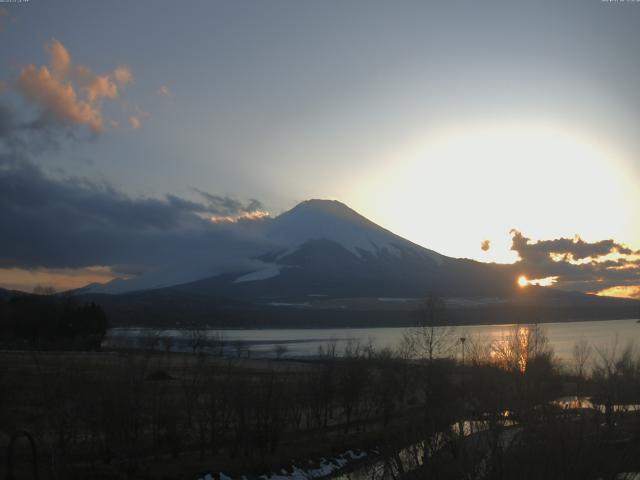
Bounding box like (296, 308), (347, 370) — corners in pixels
(458, 336), (468, 439)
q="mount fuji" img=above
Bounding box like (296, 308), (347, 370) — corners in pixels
(83, 199), (511, 297)
(75, 199), (638, 327)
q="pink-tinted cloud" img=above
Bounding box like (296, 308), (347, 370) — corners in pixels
(210, 210), (270, 224)
(113, 66), (133, 86)
(17, 64), (104, 132)
(48, 38), (71, 78)
(0, 265), (122, 292)
(129, 115), (141, 129)
(14, 39), (133, 133)
(84, 74), (119, 102)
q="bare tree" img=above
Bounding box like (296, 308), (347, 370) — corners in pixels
(592, 338), (640, 425)
(162, 334), (173, 353)
(404, 294), (456, 362)
(465, 333), (493, 366)
(139, 328), (162, 352)
(185, 328), (208, 354)
(210, 331), (225, 356)
(572, 336), (592, 396)
(317, 338), (338, 358)
(273, 344), (288, 359)
(490, 324), (553, 374)
(233, 339), (246, 358)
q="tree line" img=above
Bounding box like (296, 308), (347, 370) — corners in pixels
(0, 291), (108, 349)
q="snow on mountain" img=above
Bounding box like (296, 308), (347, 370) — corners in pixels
(264, 199), (443, 264)
(81, 199), (444, 293)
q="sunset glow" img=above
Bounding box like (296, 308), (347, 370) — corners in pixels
(210, 210), (271, 224)
(595, 285), (640, 300)
(354, 125), (638, 265)
(518, 275), (559, 288)
(0, 266), (120, 292)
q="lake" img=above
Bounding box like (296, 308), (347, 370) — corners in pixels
(104, 318), (640, 364)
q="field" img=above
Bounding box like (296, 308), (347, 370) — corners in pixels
(2, 325), (640, 480)
(0, 348), (425, 479)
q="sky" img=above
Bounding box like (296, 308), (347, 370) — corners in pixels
(0, 0), (639, 296)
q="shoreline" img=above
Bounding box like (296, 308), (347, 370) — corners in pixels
(108, 315), (640, 331)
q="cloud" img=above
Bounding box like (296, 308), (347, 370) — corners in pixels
(12, 39), (133, 133)
(157, 85), (171, 96)
(596, 285), (640, 300)
(0, 158), (272, 282)
(84, 74), (119, 102)
(48, 38), (71, 78)
(210, 210), (270, 224)
(17, 64), (104, 132)
(0, 103), (17, 139)
(0, 42), (265, 291)
(0, 265), (121, 292)
(113, 66), (133, 87)
(192, 188), (266, 216)
(510, 230), (640, 297)
(481, 239), (491, 252)
(511, 229), (633, 263)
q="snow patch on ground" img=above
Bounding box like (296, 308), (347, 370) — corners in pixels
(267, 302), (310, 307)
(197, 449), (368, 480)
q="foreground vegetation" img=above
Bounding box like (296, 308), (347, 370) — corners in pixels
(0, 292), (108, 350)
(2, 315), (640, 480)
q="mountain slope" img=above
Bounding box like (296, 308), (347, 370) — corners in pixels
(87, 199), (449, 295)
(264, 199), (443, 263)
(76, 199), (638, 322)
(155, 199), (519, 301)
(70, 199), (640, 326)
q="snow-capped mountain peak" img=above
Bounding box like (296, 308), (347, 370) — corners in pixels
(265, 199), (443, 263)
(81, 199), (443, 293)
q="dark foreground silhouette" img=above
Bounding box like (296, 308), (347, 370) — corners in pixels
(1, 322), (640, 480)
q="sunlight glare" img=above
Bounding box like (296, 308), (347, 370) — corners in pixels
(353, 123), (638, 263)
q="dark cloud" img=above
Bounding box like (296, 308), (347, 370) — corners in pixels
(510, 230), (640, 293)
(0, 78), (270, 284)
(192, 188), (265, 216)
(0, 102), (85, 155)
(0, 103), (16, 139)
(511, 229), (633, 263)
(0, 41), (271, 287)
(0, 157), (271, 275)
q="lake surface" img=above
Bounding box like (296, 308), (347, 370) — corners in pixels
(105, 318), (640, 364)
